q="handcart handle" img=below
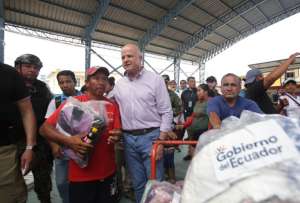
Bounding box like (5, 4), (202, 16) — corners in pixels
(150, 140), (198, 180)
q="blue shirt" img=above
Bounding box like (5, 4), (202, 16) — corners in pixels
(207, 96), (262, 121)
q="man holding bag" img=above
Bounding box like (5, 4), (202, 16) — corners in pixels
(40, 66), (121, 203)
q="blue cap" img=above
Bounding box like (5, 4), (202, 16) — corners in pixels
(245, 69), (262, 84)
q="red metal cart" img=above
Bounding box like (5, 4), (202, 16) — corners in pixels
(150, 140), (198, 180)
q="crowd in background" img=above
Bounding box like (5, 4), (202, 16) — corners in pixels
(0, 45), (299, 203)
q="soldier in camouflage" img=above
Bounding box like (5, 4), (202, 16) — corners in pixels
(162, 75), (182, 183)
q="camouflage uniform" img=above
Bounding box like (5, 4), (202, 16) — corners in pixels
(164, 90), (182, 182)
(168, 90), (182, 117)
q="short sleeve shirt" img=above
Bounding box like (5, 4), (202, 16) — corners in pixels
(0, 64), (29, 145)
(45, 91), (81, 118)
(181, 88), (198, 118)
(189, 101), (209, 132)
(46, 94), (121, 181)
(279, 94), (300, 118)
(207, 96), (262, 121)
(245, 80), (276, 114)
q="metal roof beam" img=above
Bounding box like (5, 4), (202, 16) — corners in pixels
(39, 0), (90, 15)
(6, 7), (85, 28)
(90, 49), (123, 77)
(249, 0), (269, 21)
(159, 62), (174, 74)
(100, 17), (211, 51)
(191, 3), (242, 35)
(218, 0), (254, 27)
(101, 17), (186, 45)
(199, 4), (300, 63)
(173, 0), (267, 58)
(8, 3), (199, 55)
(84, 0), (110, 40)
(203, 39), (218, 46)
(138, 0), (196, 50)
(5, 6), (204, 59)
(109, 3), (194, 39)
(277, 0), (285, 11)
(144, 59), (159, 74)
(145, 0), (229, 42)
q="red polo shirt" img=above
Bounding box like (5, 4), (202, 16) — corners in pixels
(46, 95), (121, 182)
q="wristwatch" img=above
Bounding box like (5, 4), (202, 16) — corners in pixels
(25, 145), (37, 151)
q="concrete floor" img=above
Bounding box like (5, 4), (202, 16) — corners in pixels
(27, 146), (190, 203)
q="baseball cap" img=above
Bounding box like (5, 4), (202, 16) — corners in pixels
(162, 74), (170, 82)
(245, 69), (262, 84)
(206, 76), (217, 83)
(282, 78), (297, 86)
(86, 66), (109, 79)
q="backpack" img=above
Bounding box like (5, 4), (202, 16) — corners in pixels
(54, 95), (63, 109)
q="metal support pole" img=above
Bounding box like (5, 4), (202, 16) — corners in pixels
(144, 59), (158, 74)
(141, 50), (145, 67)
(174, 58), (181, 89)
(109, 64), (123, 75)
(0, 0), (4, 63)
(90, 49), (123, 77)
(159, 62), (174, 75)
(85, 38), (91, 73)
(199, 62), (205, 84)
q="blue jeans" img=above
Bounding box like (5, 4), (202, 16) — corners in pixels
(55, 158), (69, 203)
(123, 128), (164, 203)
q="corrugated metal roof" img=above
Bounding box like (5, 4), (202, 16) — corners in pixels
(3, 0), (300, 63)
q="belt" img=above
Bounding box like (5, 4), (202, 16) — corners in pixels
(122, 127), (159, 136)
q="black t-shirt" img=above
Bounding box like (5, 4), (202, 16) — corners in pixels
(13, 79), (52, 143)
(0, 63), (29, 145)
(181, 88), (197, 119)
(245, 80), (276, 114)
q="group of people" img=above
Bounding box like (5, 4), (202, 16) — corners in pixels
(0, 44), (172, 203)
(0, 43), (299, 203)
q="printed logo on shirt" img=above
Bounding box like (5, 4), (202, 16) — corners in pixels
(210, 120), (298, 182)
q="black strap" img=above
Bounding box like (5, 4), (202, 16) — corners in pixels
(284, 93), (300, 106)
(54, 96), (62, 109)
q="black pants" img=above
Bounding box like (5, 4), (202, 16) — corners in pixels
(69, 174), (117, 203)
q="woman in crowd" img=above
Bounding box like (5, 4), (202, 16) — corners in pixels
(177, 84), (211, 156)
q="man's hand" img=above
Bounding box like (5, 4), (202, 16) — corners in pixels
(155, 144), (164, 160)
(280, 98), (289, 107)
(167, 131), (177, 140)
(65, 132), (93, 155)
(51, 143), (63, 159)
(288, 52), (300, 64)
(107, 129), (122, 144)
(159, 131), (168, 140)
(175, 124), (184, 130)
(21, 149), (33, 176)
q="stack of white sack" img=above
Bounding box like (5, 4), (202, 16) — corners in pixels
(141, 180), (183, 203)
(181, 110), (300, 203)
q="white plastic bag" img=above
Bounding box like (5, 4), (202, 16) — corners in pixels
(56, 97), (108, 168)
(182, 111), (300, 203)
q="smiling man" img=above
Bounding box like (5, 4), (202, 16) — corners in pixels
(208, 73), (262, 129)
(113, 44), (173, 203)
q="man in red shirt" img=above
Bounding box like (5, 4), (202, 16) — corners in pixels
(40, 66), (121, 203)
